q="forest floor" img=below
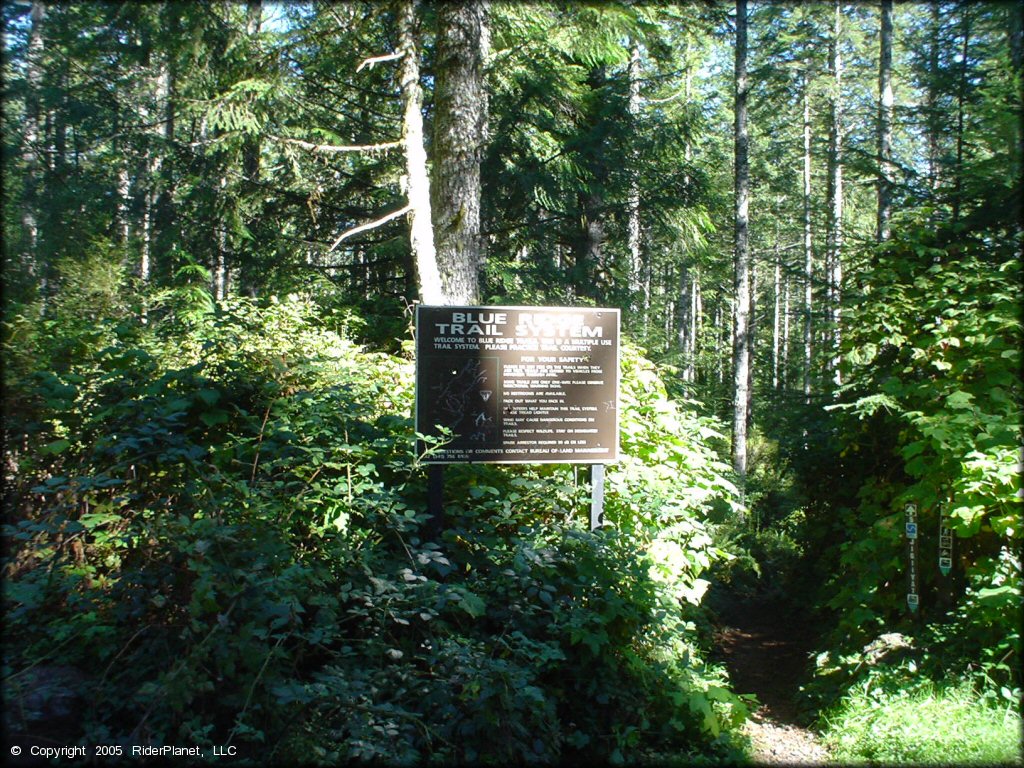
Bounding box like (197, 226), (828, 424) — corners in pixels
(713, 598), (831, 765)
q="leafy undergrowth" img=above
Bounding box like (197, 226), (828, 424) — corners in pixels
(784, 216), (1023, 754)
(3, 288), (750, 764)
(820, 680), (1022, 765)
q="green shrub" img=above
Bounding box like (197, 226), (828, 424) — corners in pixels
(3, 292), (749, 763)
(801, 221), (1022, 704)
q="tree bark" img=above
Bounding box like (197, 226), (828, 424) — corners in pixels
(213, 174), (229, 300)
(877, 0), (894, 242)
(398, 0), (442, 304)
(677, 263), (689, 373)
(951, 7), (972, 226)
(828, 0), (845, 387)
(662, 264), (673, 350)
(782, 272), (790, 390)
(50, 52), (68, 219)
(117, 163), (132, 248)
(430, 0), (488, 305)
(1011, 3), (1024, 231)
(573, 66), (609, 299)
(926, 0), (941, 197)
(627, 42), (643, 314)
(240, 0), (263, 298)
(22, 0), (46, 297)
(746, 258), (756, 432)
(127, 4), (180, 289)
(717, 303), (725, 386)
(732, 0), (751, 480)
(141, 60), (170, 288)
(693, 272), (702, 382)
(1012, 1), (1024, 73)
(802, 72), (814, 402)
(148, 23), (176, 289)
(678, 263), (699, 384)
(772, 244), (780, 390)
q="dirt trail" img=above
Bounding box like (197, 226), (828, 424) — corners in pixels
(714, 601), (830, 765)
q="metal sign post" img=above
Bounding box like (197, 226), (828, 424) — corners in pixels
(590, 464), (605, 531)
(905, 502), (919, 612)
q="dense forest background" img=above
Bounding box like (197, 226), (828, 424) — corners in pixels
(3, 1), (1021, 764)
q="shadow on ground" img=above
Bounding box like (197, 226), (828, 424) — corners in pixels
(712, 599), (830, 765)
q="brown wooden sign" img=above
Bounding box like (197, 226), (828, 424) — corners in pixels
(415, 306), (620, 464)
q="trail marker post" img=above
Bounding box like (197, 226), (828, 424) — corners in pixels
(938, 513), (953, 576)
(905, 502), (919, 612)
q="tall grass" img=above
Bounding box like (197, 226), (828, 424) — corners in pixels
(820, 681), (1022, 765)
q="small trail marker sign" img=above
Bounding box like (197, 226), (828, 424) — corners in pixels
(939, 516), (953, 576)
(415, 306), (620, 464)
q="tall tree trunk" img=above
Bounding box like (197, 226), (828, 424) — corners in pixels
(951, 7), (972, 226)
(876, 0), (894, 242)
(627, 42), (643, 315)
(683, 38), (694, 180)
(622, 41), (647, 333)
(642, 249), (652, 325)
(662, 265), (673, 350)
(431, 0), (488, 304)
(717, 303), (726, 386)
(1012, 2), (1024, 72)
(573, 66), (609, 299)
(802, 73), (814, 402)
(240, 0), (263, 298)
(115, 63), (134, 254)
(782, 273), (791, 390)
(677, 263), (689, 373)
(146, 24), (176, 290)
(213, 175), (229, 300)
(772, 244), (780, 390)
(398, 0), (442, 304)
(130, 4), (179, 289)
(137, 28), (154, 286)
(693, 272), (702, 382)
(574, 191), (606, 298)
(732, 0), (751, 480)
(115, 43), (139, 258)
(1011, 3), (1024, 241)
(746, 259), (756, 432)
(141, 61), (170, 288)
(1009, 2), (1023, 210)
(49, 56), (68, 249)
(927, 0), (941, 197)
(682, 43), (696, 380)
(117, 163), (132, 248)
(678, 263), (699, 383)
(22, 0), (46, 299)
(828, 0), (845, 387)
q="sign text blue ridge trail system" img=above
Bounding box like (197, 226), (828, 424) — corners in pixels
(415, 306), (620, 464)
